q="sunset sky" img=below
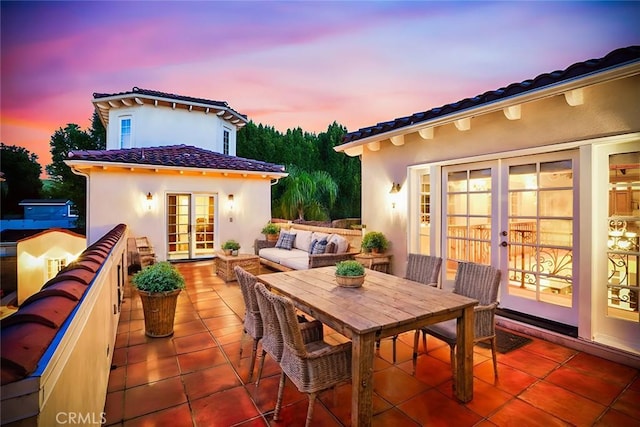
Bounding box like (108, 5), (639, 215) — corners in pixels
(1, 1), (639, 173)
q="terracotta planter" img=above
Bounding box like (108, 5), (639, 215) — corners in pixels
(335, 274), (365, 288)
(266, 233), (278, 242)
(137, 289), (181, 337)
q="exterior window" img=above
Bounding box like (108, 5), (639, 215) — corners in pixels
(607, 151), (639, 319)
(120, 117), (132, 148)
(223, 128), (230, 155)
(47, 258), (66, 280)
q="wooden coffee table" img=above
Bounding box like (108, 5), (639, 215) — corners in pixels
(215, 252), (260, 282)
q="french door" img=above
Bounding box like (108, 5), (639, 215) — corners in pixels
(441, 151), (578, 326)
(167, 193), (216, 260)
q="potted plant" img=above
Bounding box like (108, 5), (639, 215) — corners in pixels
(131, 261), (186, 337)
(222, 239), (241, 256)
(361, 231), (389, 254)
(335, 260), (366, 288)
(261, 222), (281, 242)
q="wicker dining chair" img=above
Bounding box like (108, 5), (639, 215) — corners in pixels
(378, 254), (443, 363)
(253, 282), (323, 386)
(413, 261), (501, 378)
(234, 266), (263, 382)
(257, 282), (352, 427)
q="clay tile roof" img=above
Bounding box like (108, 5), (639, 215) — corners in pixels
(0, 224), (126, 385)
(342, 45), (640, 144)
(67, 144), (286, 174)
(93, 86), (245, 119)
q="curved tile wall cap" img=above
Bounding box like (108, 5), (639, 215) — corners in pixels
(0, 223), (127, 385)
(2, 296), (77, 328)
(41, 280), (86, 300)
(1, 323), (60, 384)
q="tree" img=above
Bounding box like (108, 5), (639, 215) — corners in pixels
(237, 121), (361, 220)
(0, 143), (42, 217)
(45, 112), (106, 228)
(275, 165), (338, 221)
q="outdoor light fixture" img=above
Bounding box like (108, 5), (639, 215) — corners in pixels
(389, 182), (401, 208)
(146, 191), (153, 211)
(228, 194), (234, 222)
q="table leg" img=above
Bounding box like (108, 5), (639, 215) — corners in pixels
(455, 305), (474, 402)
(352, 332), (375, 427)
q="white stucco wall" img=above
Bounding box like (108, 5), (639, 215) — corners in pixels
(106, 104), (237, 155)
(360, 76), (640, 275)
(17, 230), (86, 305)
(85, 169), (272, 261)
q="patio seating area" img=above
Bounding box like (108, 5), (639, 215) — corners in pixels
(104, 260), (640, 426)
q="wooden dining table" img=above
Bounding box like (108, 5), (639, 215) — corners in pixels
(257, 266), (478, 427)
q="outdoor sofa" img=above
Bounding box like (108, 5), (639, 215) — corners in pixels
(255, 223), (361, 272)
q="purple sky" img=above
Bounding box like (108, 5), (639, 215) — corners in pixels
(1, 1), (639, 173)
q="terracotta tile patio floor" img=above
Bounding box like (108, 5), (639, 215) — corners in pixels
(104, 260), (640, 426)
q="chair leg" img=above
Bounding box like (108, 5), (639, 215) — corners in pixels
(274, 371), (286, 421)
(490, 336), (498, 378)
(449, 344), (456, 385)
(239, 329), (246, 358)
(305, 392), (317, 427)
(247, 338), (258, 382)
(422, 329), (427, 353)
(255, 350), (266, 386)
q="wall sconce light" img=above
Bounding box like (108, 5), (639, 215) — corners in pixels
(389, 182), (401, 208)
(145, 192), (153, 211)
(228, 194), (234, 222)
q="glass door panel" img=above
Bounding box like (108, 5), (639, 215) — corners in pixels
(501, 154), (577, 324)
(193, 195), (215, 257)
(167, 194), (190, 260)
(444, 165), (494, 282)
(419, 173), (431, 255)
(607, 152), (639, 322)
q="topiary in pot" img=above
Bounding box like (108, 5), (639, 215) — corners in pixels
(131, 262), (186, 337)
(335, 260), (366, 288)
(361, 231), (389, 254)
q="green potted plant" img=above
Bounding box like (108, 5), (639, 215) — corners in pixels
(131, 261), (186, 337)
(335, 260), (366, 288)
(222, 239), (241, 256)
(361, 231), (389, 254)
(261, 222), (281, 242)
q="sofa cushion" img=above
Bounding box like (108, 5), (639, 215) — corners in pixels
(275, 232), (296, 250)
(294, 229), (313, 251)
(259, 247), (308, 265)
(311, 231), (330, 243)
(280, 255), (310, 270)
(328, 234), (349, 254)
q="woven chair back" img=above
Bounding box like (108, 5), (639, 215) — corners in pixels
(453, 262), (501, 305)
(255, 282), (286, 361)
(405, 254), (443, 287)
(234, 266), (262, 339)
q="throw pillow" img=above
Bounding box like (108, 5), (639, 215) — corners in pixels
(329, 234), (349, 254)
(275, 232), (295, 250)
(309, 238), (318, 254)
(311, 239), (328, 255)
